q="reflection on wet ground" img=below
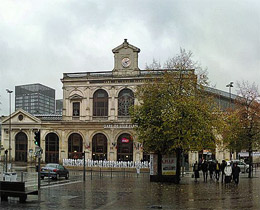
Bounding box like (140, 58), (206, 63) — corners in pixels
(0, 168), (260, 209)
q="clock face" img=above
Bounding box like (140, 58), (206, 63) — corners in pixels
(122, 57), (131, 68)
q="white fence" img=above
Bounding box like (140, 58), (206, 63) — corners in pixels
(63, 159), (150, 169)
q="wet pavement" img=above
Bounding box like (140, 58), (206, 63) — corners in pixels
(1, 167), (260, 209)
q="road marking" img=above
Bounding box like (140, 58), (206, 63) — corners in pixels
(96, 198), (120, 209)
(26, 180), (69, 188)
(41, 180), (82, 189)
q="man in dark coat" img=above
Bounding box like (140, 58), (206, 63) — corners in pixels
(201, 161), (208, 182)
(232, 163), (241, 184)
(208, 161), (215, 180)
(193, 161), (200, 182)
(220, 160), (227, 183)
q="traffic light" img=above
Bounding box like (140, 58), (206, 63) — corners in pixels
(34, 131), (40, 146)
(4, 150), (8, 155)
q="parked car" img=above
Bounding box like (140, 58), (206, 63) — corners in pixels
(227, 160), (250, 173)
(41, 163), (69, 180)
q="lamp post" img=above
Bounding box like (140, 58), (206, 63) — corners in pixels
(6, 89), (13, 165)
(226, 82), (233, 160)
(226, 82), (233, 109)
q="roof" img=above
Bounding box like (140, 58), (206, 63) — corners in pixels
(205, 86), (238, 100)
(34, 114), (62, 121)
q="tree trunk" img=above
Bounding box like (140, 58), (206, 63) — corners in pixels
(248, 137), (253, 178)
(158, 152), (162, 177)
(248, 147), (253, 178)
(175, 148), (181, 184)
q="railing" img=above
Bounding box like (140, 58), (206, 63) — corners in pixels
(62, 159), (150, 169)
(63, 69), (194, 79)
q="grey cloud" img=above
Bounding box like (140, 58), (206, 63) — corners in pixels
(0, 0), (259, 115)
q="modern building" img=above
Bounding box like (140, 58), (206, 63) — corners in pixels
(15, 84), (55, 115)
(1, 40), (231, 164)
(55, 99), (63, 115)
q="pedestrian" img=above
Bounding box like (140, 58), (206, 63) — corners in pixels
(208, 161), (215, 180)
(193, 161), (200, 182)
(232, 163), (241, 184)
(201, 160), (208, 182)
(224, 162), (232, 184)
(220, 160), (227, 183)
(199, 158), (203, 167)
(215, 160), (221, 181)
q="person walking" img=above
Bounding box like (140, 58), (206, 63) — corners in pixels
(209, 161), (215, 180)
(220, 160), (227, 183)
(201, 160), (208, 182)
(215, 160), (221, 181)
(232, 163), (241, 184)
(193, 161), (200, 182)
(224, 162), (232, 184)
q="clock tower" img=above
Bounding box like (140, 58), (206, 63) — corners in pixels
(112, 39), (140, 76)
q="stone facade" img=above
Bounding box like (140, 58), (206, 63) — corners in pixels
(1, 39), (231, 164)
(1, 39), (147, 163)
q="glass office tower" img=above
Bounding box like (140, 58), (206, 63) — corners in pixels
(15, 84), (55, 114)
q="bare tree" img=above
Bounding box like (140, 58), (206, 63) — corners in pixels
(235, 81), (260, 178)
(145, 58), (161, 70)
(164, 48), (209, 86)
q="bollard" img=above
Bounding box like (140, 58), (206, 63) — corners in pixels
(100, 168), (101, 179)
(136, 167), (140, 178)
(124, 168), (125, 179)
(111, 168), (112, 179)
(91, 168), (92, 180)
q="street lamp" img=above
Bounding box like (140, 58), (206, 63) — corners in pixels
(6, 89), (13, 165)
(226, 82), (234, 160)
(226, 82), (233, 109)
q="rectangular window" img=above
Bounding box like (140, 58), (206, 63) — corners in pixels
(73, 102), (80, 116)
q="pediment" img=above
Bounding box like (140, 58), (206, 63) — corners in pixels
(112, 39), (140, 53)
(1, 109), (41, 124)
(69, 93), (83, 100)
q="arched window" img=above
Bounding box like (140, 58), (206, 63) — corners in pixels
(45, 133), (59, 163)
(92, 133), (107, 160)
(117, 133), (133, 161)
(118, 89), (134, 117)
(68, 133), (83, 159)
(93, 89), (108, 117)
(15, 132), (28, 162)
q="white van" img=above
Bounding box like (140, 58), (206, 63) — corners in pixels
(227, 160), (250, 173)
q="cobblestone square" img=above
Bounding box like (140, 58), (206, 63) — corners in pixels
(1, 168), (260, 209)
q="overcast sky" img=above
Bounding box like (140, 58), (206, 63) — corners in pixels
(0, 0), (259, 116)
